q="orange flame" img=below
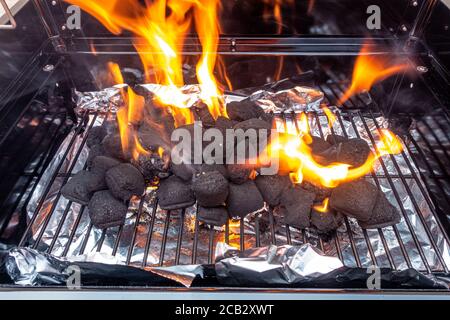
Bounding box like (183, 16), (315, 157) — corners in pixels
(264, 113), (404, 188)
(322, 106), (336, 128)
(313, 197), (329, 213)
(108, 62), (124, 85)
(65, 0), (226, 125)
(340, 42), (410, 104)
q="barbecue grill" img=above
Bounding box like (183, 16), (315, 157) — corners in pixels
(0, 0), (450, 299)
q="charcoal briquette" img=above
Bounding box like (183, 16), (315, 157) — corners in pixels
(227, 181), (264, 218)
(358, 191), (401, 229)
(215, 116), (238, 130)
(255, 174), (291, 206)
(311, 209), (344, 234)
(86, 144), (104, 168)
(170, 162), (196, 182)
(86, 126), (107, 148)
(101, 133), (129, 161)
(336, 138), (372, 167)
(157, 176), (196, 210)
(105, 163), (146, 201)
(61, 170), (106, 205)
(279, 185), (315, 229)
(226, 164), (254, 184)
(192, 101), (215, 127)
(226, 99), (265, 122)
(133, 153), (169, 180)
(310, 136), (332, 154)
(198, 206), (229, 226)
(192, 171), (229, 207)
(329, 179), (379, 221)
(301, 181), (332, 202)
(233, 118), (272, 132)
(90, 156), (121, 174)
(325, 134), (348, 145)
(88, 190), (128, 229)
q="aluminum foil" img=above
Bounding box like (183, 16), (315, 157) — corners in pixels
(249, 86), (324, 112)
(215, 243), (343, 285)
(21, 86), (450, 285)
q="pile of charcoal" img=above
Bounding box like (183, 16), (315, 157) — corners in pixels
(62, 89), (401, 233)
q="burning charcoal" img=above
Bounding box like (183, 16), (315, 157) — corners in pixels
(310, 136), (331, 154)
(234, 118), (272, 132)
(101, 133), (129, 161)
(192, 171), (229, 207)
(157, 176), (196, 210)
(255, 174), (291, 206)
(358, 191), (401, 229)
(192, 101), (215, 127)
(105, 163), (146, 201)
(336, 138), (372, 167)
(90, 156), (121, 174)
(301, 181), (332, 202)
(227, 181), (264, 218)
(86, 126), (107, 148)
(279, 185), (315, 229)
(329, 179), (379, 221)
(61, 171), (106, 205)
(311, 209), (344, 234)
(133, 152), (169, 181)
(88, 190), (128, 229)
(226, 99), (265, 122)
(226, 164), (254, 184)
(325, 134), (348, 145)
(138, 123), (171, 151)
(86, 144), (104, 168)
(198, 206), (229, 226)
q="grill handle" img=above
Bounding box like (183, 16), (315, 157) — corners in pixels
(0, 0), (17, 30)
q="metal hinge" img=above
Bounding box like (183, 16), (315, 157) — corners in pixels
(0, 0), (17, 29)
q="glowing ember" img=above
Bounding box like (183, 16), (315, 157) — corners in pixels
(339, 42), (411, 104)
(313, 197), (330, 213)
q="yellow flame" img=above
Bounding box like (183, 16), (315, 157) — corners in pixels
(322, 106), (337, 128)
(340, 41), (411, 104)
(313, 197), (330, 213)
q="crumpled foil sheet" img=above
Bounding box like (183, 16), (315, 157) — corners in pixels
(20, 86), (450, 287)
(249, 86), (324, 113)
(215, 243), (343, 285)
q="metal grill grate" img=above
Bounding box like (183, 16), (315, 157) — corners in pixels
(15, 80), (450, 276)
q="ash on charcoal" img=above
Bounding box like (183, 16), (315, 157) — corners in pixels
(279, 185), (315, 229)
(133, 152), (169, 180)
(157, 175), (196, 210)
(226, 99), (265, 122)
(255, 174), (291, 206)
(226, 164), (255, 184)
(329, 179), (379, 221)
(86, 126), (107, 148)
(105, 163), (146, 201)
(227, 181), (264, 218)
(326, 134), (348, 145)
(358, 191), (401, 229)
(301, 181), (332, 202)
(311, 209), (344, 234)
(61, 170), (106, 205)
(88, 190), (128, 229)
(198, 206), (229, 226)
(192, 171), (229, 207)
(101, 133), (129, 161)
(90, 156), (121, 174)
(192, 101), (215, 127)
(86, 144), (104, 168)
